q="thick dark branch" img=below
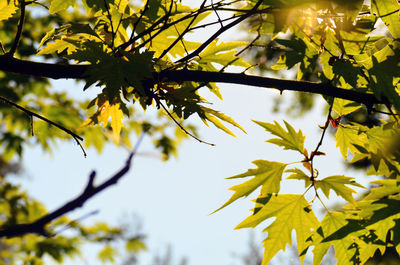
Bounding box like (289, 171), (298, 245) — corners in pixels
(0, 55), (382, 107)
(0, 134), (145, 238)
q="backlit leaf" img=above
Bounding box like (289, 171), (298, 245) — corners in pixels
(254, 120), (305, 154)
(236, 194), (319, 265)
(216, 161), (287, 212)
(0, 0), (18, 21)
(49, 0), (76, 14)
(315, 175), (365, 204)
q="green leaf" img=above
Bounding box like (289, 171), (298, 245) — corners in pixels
(313, 212), (356, 265)
(49, 0), (76, 14)
(98, 245), (118, 263)
(372, 0), (400, 38)
(254, 120), (305, 154)
(315, 175), (365, 204)
(364, 179), (400, 201)
(0, 0), (18, 21)
(197, 39), (250, 69)
(110, 103), (124, 144)
(37, 39), (79, 55)
(216, 161), (287, 212)
(286, 168), (312, 188)
(236, 194), (319, 265)
(335, 124), (367, 159)
(201, 106), (246, 137)
(332, 98), (362, 116)
(126, 237), (147, 253)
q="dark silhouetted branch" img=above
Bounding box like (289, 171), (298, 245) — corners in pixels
(0, 55), (383, 108)
(0, 133), (145, 238)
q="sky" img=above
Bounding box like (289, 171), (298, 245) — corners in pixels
(16, 1), (375, 265)
(20, 81), (370, 265)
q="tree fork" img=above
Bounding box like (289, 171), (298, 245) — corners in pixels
(0, 55), (381, 108)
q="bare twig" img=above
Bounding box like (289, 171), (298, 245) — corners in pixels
(176, 0), (264, 64)
(156, 0), (207, 62)
(0, 95), (86, 156)
(8, 0), (26, 56)
(0, 133), (146, 238)
(158, 101), (215, 146)
(309, 102), (334, 179)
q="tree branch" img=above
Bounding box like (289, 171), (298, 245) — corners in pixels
(0, 133), (145, 238)
(8, 0), (26, 56)
(0, 55), (382, 108)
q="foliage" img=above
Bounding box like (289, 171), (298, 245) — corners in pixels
(1, 0), (400, 264)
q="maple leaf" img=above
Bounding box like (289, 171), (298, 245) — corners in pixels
(0, 0), (18, 21)
(313, 212), (358, 265)
(236, 194), (319, 265)
(286, 168), (312, 188)
(315, 175), (365, 204)
(49, 0), (77, 14)
(200, 106), (246, 137)
(215, 161), (287, 212)
(254, 120), (305, 154)
(335, 124), (367, 159)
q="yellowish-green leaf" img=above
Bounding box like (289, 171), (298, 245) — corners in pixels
(0, 0), (18, 21)
(37, 39), (78, 55)
(313, 212), (356, 265)
(364, 179), (400, 200)
(254, 120), (305, 154)
(49, 0), (76, 14)
(98, 245), (118, 263)
(315, 175), (365, 204)
(110, 103), (124, 144)
(335, 125), (367, 159)
(236, 194), (319, 265)
(216, 161), (287, 212)
(286, 168), (312, 188)
(332, 98), (362, 116)
(126, 237), (147, 253)
(201, 106), (246, 137)
(197, 39), (250, 68)
(372, 0), (400, 38)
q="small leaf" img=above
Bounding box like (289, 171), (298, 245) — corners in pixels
(49, 0), (76, 14)
(315, 175), (365, 204)
(98, 245), (118, 263)
(110, 103), (124, 144)
(0, 0), (18, 21)
(215, 161), (287, 212)
(286, 168), (312, 188)
(333, 98), (362, 116)
(201, 106), (246, 137)
(254, 120), (305, 154)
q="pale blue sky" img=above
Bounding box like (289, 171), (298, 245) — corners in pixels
(20, 80), (369, 265)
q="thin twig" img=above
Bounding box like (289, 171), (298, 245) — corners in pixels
(309, 102), (334, 179)
(131, 0), (150, 40)
(176, 0), (264, 64)
(211, 0), (224, 27)
(155, 0), (207, 62)
(158, 101), (215, 146)
(104, 0), (115, 48)
(8, 0), (26, 56)
(0, 95), (86, 156)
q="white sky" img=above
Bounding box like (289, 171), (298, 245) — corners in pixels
(17, 1), (375, 265)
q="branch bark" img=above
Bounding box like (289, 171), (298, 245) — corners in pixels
(0, 55), (381, 108)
